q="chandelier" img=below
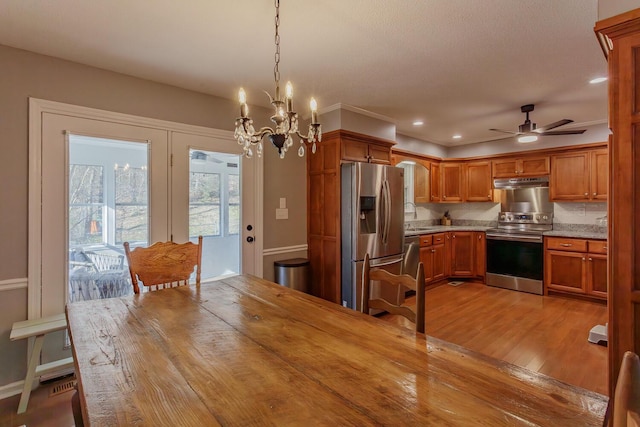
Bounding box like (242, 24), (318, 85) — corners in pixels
(234, 0), (321, 159)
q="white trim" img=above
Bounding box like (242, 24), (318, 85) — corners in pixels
(263, 244), (308, 257)
(28, 98), (264, 319)
(0, 380), (25, 400)
(253, 155), (264, 277)
(320, 103), (397, 124)
(0, 278), (28, 291)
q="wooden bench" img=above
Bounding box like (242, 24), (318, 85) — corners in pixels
(10, 313), (74, 414)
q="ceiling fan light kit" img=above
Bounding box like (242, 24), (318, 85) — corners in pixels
(490, 104), (586, 143)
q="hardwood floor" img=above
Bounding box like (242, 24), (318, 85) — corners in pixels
(0, 376), (76, 427)
(381, 281), (609, 395)
(0, 282), (608, 425)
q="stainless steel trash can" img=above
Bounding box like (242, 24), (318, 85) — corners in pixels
(274, 258), (310, 293)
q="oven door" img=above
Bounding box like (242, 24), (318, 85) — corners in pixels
(485, 233), (544, 295)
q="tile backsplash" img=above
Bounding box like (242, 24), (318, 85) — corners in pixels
(405, 201), (607, 228)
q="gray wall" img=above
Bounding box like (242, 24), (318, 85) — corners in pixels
(598, 0), (638, 19)
(0, 44), (309, 388)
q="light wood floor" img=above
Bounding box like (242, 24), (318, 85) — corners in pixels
(381, 281), (609, 395)
(0, 282), (608, 426)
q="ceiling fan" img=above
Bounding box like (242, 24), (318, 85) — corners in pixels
(490, 104), (586, 143)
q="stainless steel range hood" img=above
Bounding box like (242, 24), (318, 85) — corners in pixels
(493, 176), (549, 189)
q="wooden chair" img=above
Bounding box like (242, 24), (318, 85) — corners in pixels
(610, 351), (640, 427)
(361, 252), (426, 333)
(123, 236), (203, 294)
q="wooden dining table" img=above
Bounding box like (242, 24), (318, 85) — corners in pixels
(66, 273), (608, 426)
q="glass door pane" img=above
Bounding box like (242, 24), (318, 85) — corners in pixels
(68, 135), (148, 303)
(189, 150), (241, 279)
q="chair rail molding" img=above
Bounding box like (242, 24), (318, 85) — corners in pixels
(0, 278), (28, 292)
(263, 244), (308, 256)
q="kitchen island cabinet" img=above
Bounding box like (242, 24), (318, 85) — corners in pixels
(544, 236), (607, 301)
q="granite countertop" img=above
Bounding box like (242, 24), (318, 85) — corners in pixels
(404, 224), (607, 240)
(542, 230), (607, 240)
(404, 225), (492, 236)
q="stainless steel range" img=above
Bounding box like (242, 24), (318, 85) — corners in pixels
(485, 176), (553, 295)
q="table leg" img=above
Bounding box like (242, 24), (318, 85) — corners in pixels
(17, 334), (44, 414)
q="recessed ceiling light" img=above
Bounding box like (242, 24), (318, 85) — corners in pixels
(518, 135), (538, 143)
(412, 120), (424, 126)
(589, 77), (608, 84)
(452, 135), (462, 139)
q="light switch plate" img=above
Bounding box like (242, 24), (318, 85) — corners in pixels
(276, 208), (288, 220)
(279, 198), (286, 209)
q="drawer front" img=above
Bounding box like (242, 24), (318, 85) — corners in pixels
(588, 240), (608, 254)
(546, 237), (588, 252)
(431, 233), (446, 245)
(420, 235), (433, 247)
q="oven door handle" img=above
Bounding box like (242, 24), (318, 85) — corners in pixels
(485, 233), (543, 243)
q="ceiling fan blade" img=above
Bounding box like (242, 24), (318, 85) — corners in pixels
(540, 129), (587, 136)
(489, 128), (521, 135)
(533, 119), (573, 133)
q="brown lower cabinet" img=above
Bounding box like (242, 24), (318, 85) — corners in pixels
(544, 237), (607, 301)
(419, 231), (485, 284)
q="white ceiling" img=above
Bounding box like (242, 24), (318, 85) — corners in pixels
(0, 0), (608, 146)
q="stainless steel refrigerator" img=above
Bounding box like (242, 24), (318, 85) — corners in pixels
(341, 162), (405, 311)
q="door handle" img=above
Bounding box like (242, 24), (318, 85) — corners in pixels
(246, 236), (254, 243)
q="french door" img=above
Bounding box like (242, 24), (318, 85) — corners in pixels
(29, 98), (261, 366)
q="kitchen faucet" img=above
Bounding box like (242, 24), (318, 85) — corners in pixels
(404, 202), (417, 219)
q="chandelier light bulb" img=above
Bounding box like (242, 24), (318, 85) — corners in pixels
(233, 0), (321, 159)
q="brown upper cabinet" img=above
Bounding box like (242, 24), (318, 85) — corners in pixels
(492, 156), (550, 178)
(342, 138), (392, 164)
(441, 163), (464, 202)
(430, 162), (442, 202)
(465, 161), (492, 202)
(550, 149), (608, 201)
(391, 151), (432, 204)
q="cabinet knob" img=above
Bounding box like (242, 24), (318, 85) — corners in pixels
(582, 257), (586, 261)
(452, 235), (456, 239)
(487, 195), (491, 199)
(593, 192), (597, 196)
(589, 257), (593, 261)
(443, 196), (447, 199)
(584, 192), (588, 196)
(478, 234), (482, 240)
(431, 249), (436, 253)
(560, 243), (572, 247)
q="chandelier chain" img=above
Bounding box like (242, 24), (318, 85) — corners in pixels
(274, 0), (280, 87)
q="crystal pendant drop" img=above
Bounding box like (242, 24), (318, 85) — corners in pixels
(312, 142), (317, 154)
(257, 142), (263, 157)
(279, 151), (285, 159)
(298, 145), (305, 157)
(246, 148), (253, 158)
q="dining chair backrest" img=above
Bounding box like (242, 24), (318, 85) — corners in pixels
(611, 351), (640, 427)
(361, 252), (426, 333)
(123, 236), (203, 294)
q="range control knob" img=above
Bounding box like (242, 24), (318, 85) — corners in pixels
(500, 214), (506, 220)
(543, 215), (548, 220)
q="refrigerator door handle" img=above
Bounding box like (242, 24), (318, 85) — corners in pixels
(382, 179), (391, 244)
